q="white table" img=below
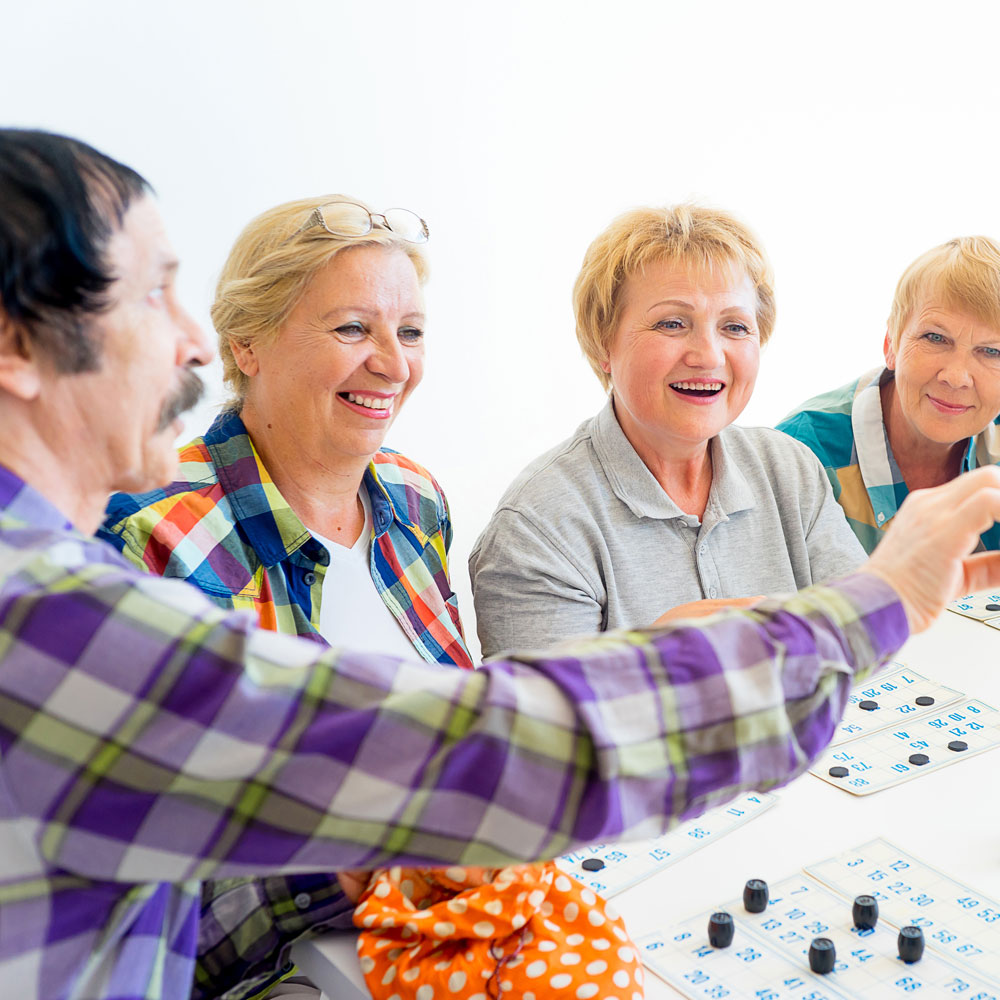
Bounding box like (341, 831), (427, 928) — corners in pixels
(293, 610), (1000, 998)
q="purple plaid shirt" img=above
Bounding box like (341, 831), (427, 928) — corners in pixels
(0, 463), (908, 999)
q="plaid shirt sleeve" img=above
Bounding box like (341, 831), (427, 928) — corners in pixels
(194, 872), (355, 999)
(0, 518), (909, 996)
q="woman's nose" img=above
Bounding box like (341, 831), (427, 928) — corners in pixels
(367, 333), (409, 382)
(684, 329), (725, 368)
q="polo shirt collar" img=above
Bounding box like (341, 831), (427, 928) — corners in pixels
(591, 398), (756, 521)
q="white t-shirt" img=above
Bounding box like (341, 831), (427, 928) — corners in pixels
(308, 490), (418, 659)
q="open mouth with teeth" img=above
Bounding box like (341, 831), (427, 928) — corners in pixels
(670, 381), (725, 397)
(338, 391), (395, 413)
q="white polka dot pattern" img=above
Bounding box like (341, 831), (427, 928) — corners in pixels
(354, 861), (644, 999)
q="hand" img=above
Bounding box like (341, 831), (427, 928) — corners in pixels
(862, 466), (1000, 632)
(652, 596), (764, 627)
(338, 868), (372, 904)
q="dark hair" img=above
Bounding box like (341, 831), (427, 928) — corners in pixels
(0, 129), (150, 372)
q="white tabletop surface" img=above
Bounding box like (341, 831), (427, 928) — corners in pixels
(293, 608), (1000, 999)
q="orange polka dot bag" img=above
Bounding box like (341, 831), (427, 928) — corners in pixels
(353, 861), (645, 999)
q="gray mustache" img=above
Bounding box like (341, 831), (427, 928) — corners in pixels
(157, 368), (205, 432)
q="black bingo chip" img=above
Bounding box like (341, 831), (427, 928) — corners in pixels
(828, 766), (849, 778)
(915, 696), (935, 706)
(986, 604), (1000, 611)
(858, 700), (879, 711)
(852, 894), (879, 930)
(808, 937), (836, 974)
(708, 911), (734, 948)
(948, 740), (969, 752)
(743, 879), (769, 913)
(898, 925), (925, 963)
(908, 753), (929, 766)
(581, 857), (605, 872)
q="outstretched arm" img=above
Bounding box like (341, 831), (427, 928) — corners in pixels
(3, 468), (999, 879)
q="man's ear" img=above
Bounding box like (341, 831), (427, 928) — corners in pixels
(228, 337), (260, 378)
(0, 311), (42, 400)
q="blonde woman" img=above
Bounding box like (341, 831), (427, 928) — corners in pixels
(101, 197), (470, 665)
(100, 196), (472, 999)
(470, 204), (866, 656)
(779, 237), (1000, 552)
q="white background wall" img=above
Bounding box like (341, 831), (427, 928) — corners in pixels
(6, 0), (1000, 659)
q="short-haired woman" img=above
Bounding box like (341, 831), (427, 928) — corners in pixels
(779, 236), (1000, 552)
(470, 204), (866, 656)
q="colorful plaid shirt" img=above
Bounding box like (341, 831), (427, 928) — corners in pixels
(778, 366), (1000, 553)
(98, 410), (472, 998)
(0, 461), (908, 1000)
(98, 409), (473, 669)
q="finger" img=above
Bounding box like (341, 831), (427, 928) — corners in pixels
(949, 487), (1000, 546)
(337, 869), (372, 902)
(960, 550), (1000, 597)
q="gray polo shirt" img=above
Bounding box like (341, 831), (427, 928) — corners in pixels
(469, 400), (867, 657)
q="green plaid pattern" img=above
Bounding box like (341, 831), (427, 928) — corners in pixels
(0, 462), (907, 999)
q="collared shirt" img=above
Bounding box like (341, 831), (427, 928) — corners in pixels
(0, 462), (907, 1000)
(470, 399), (866, 657)
(99, 409), (472, 669)
(778, 367), (1000, 553)
(99, 411), (472, 998)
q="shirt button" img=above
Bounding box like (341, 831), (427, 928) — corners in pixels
(877, 512), (885, 524)
(294, 893), (312, 909)
(709, 587), (718, 598)
(303, 572), (317, 586)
